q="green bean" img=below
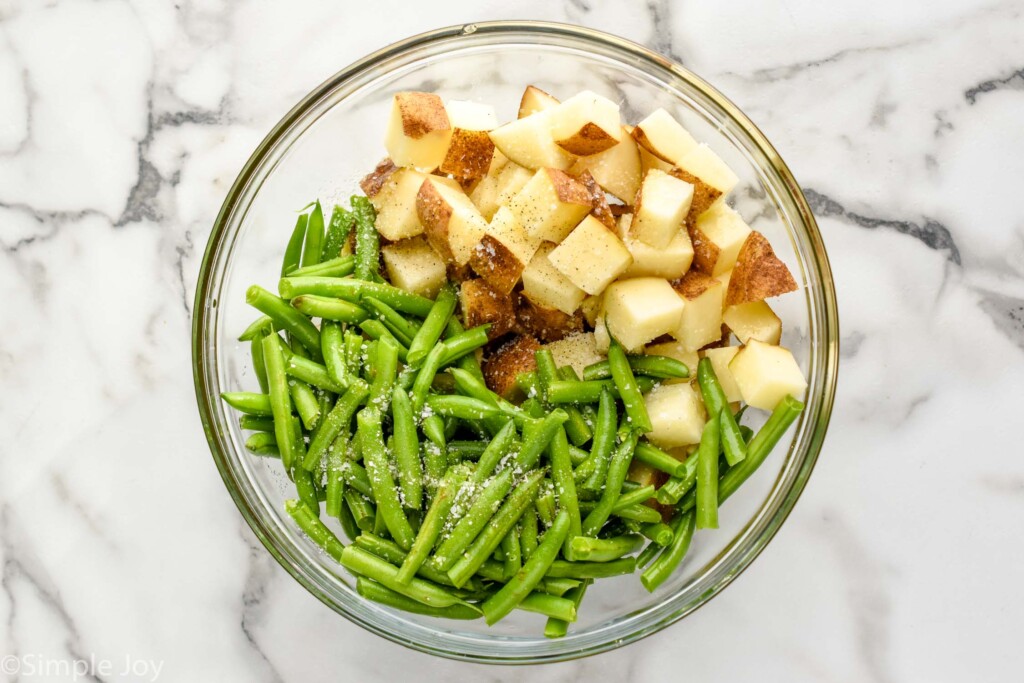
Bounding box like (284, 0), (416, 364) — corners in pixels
(535, 479), (556, 526)
(612, 484), (656, 510)
(281, 213), (307, 276)
(514, 410), (569, 470)
(583, 354), (690, 381)
(291, 255), (355, 278)
(456, 349), (486, 384)
(534, 349), (559, 402)
(545, 579), (589, 638)
(285, 499), (342, 560)
(501, 526), (522, 580)
(516, 371), (539, 398)
(537, 577), (581, 598)
(447, 470), (545, 587)
(421, 414), (446, 448)
(344, 330), (365, 377)
(554, 370), (593, 448)
(482, 510), (572, 625)
(545, 557), (636, 579)
(696, 357), (746, 466)
(519, 504), (539, 560)
(641, 522), (674, 546)
(397, 467), (469, 584)
(261, 335), (298, 470)
(358, 407), (415, 549)
(609, 503), (662, 524)
(221, 392), (273, 416)
(581, 429), (638, 536)
(291, 295), (369, 324)
(279, 276), (434, 318)
(517, 592), (577, 622)
(633, 442), (687, 478)
(410, 343), (446, 415)
(244, 432), (279, 457)
(641, 510), (696, 592)
(367, 337), (399, 410)
(568, 444), (590, 467)
(359, 320), (409, 363)
(391, 387), (423, 510)
(301, 201), (325, 268)
(582, 389), (617, 493)
(320, 321), (347, 388)
(548, 426), (581, 556)
(363, 297), (420, 348)
(636, 538), (663, 569)
(546, 377), (657, 404)
(720, 407), (748, 466)
(250, 333), (270, 394)
(608, 340), (652, 432)
(238, 315), (274, 342)
(356, 577), (480, 619)
(655, 450), (700, 505)
(351, 195), (380, 281)
(325, 434), (347, 519)
(437, 325), (490, 366)
(472, 420), (518, 483)
(340, 545), (474, 609)
(695, 414), (721, 530)
(321, 206), (355, 262)
(568, 534), (643, 562)
(421, 442), (447, 497)
(289, 381), (321, 430)
(336, 497), (360, 542)
(448, 367), (526, 421)
(355, 533), (481, 592)
(239, 415), (275, 432)
(424, 395), (500, 422)
(344, 490), (375, 531)
(432, 470), (515, 571)
(247, 285), (322, 360)
(341, 459), (374, 500)
(283, 353), (347, 394)
(302, 380), (369, 471)
(293, 457), (320, 515)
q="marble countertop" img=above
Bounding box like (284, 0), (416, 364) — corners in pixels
(3, 0), (1023, 680)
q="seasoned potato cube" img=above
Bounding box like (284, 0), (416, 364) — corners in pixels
(593, 315), (611, 353)
(670, 271), (725, 352)
(729, 340), (807, 410)
(702, 346), (743, 402)
(460, 279), (516, 339)
(470, 161), (534, 220)
(644, 382), (706, 448)
(580, 294), (603, 326)
(723, 301), (782, 345)
(521, 243), (586, 315)
(381, 236), (447, 298)
(639, 144), (674, 176)
(725, 231), (799, 306)
(516, 292), (584, 342)
(570, 126), (642, 202)
(518, 85), (560, 119)
(631, 109), (698, 165)
(676, 143), (739, 195)
(484, 334), (541, 400)
(644, 340), (700, 385)
(690, 200), (751, 276)
(385, 92), (452, 170)
(549, 215), (633, 295)
(469, 235), (525, 295)
(489, 110), (573, 171)
(630, 169), (694, 248)
(669, 167), (723, 226)
(439, 100), (498, 182)
(484, 205), (541, 265)
(369, 168), (428, 241)
(416, 176), (488, 266)
(508, 168), (592, 243)
(578, 170), (616, 230)
(550, 90), (623, 156)
(603, 277), (685, 352)
(360, 158), (398, 198)
(623, 228), (694, 279)
(545, 332), (603, 377)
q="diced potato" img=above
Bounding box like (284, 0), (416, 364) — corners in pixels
(521, 242), (586, 315)
(416, 176), (488, 265)
(369, 168), (428, 241)
(385, 92), (452, 170)
(550, 90), (622, 156)
(570, 126), (642, 202)
(676, 143), (739, 195)
(439, 100), (498, 182)
(670, 168), (723, 225)
(460, 279), (516, 339)
(489, 110), (573, 170)
(549, 215), (633, 295)
(690, 200), (751, 276)
(631, 108), (698, 165)
(518, 85), (560, 119)
(483, 205), (540, 265)
(630, 169), (694, 248)
(702, 346), (742, 402)
(381, 236), (447, 298)
(469, 235), (525, 295)
(723, 301), (782, 345)
(623, 228), (694, 279)
(603, 277), (685, 352)
(545, 332), (603, 378)
(725, 231), (799, 306)
(638, 144), (673, 175)
(484, 334), (541, 400)
(593, 315), (610, 352)
(470, 161), (534, 220)
(577, 170), (616, 230)
(515, 293), (584, 342)
(728, 340), (807, 410)
(670, 271), (725, 352)
(360, 158), (398, 198)
(580, 294), (603, 326)
(644, 340), (700, 384)
(716, 270), (732, 301)
(508, 168), (592, 243)
(644, 382), (706, 448)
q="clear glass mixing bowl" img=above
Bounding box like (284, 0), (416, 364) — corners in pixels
(192, 21), (839, 664)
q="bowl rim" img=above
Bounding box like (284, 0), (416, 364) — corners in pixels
(192, 20), (839, 664)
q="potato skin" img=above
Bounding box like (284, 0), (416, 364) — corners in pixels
(483, 334), (541, 399)
(515, 292), (584, 342)
(394, 92), (450, 138)
(440, 129), (495, 183)
(725, 231), (798, 306)
(577, 170), (616, 230)
(669, 167), (722, 226)
(360, 158), (398, 197)
(416, 179), (456, 263)
(469, 235), (525, 295)
(461, 279), (517, 339)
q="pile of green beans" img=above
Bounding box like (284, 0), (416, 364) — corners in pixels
(221, 195), (806, 635)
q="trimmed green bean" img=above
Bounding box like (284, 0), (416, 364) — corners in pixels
(293, 463), (320, 516)
(285, 499), (342, 560)
(608, 340), (652, 432)
(279, 276), (434, 318)
(239, 415), (274, 432)
(391, 387), (423, 510)
(546, 377), (657, 404)
(291, 255), (355, 278)
(534, 349), (559, 402)
(322, 206), (354, 262)
(406, 285), (456, 366)
(424, 395), (500, 422)
(517, 592), (577, 622)
(363, 296), (420, 348)
(397, 467), (469, 584)
(301, 201), (324, 268)
(655, 450), (700, 506)
(356, 533), (477, 590)
(641, 510), (696, 591)
(247, 285), (322, 360)
(344, 489), (375, 531)
(437, 325), (490, 366)
(320, 321), (347, 387)
(359, 320), (409, 363)
(582, 389), (617, 493)
(244, 432), (279, 457)
(519, 504), (539, 560)
(501, 527), (522, 580)
(261, 334), (297, 470)
(535, 480), (556, 526)
(568, 534), (643, 562)
(696, 414), (721, 530)
(367, 337), (399, 410)
(471, 420), (517, 483)
(697, 357), (746, 466)
(341, 459), (374, 499)
(283, 353), (347, 394)
(238, 315), (274, 342)
(356, 577), (480, 619)
(545, 558), (636, 579)
(302, 380), (369, 471)
(281, 213), (307, 276)
(634, 442), (689, 478)
(547, 426), (582, 556)
(339, 545), (473, 609)
(582, 354), (690, 381)
(358, 407), (415, 549)
(351, 195), (380, 281)
(545, 579), (589, 638)
(221, 392), (273, 416)
(289, 381), (320, 430)
(556, 368), (593, 447)
(251, 334), (270, 394)
(720, 406), (748, 466)
(581, 430), (638, 536)
(325, 434), (347, 520)
(432, 470), (515, 571)
(514, 410), (569, 470)
(410, 343), (446, 414)
(291, 295), (369, 324)
(612, 484), (656, 511)
(641, 522), (674, 546)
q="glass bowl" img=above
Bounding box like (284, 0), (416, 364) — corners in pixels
(192, 21), (839, 664)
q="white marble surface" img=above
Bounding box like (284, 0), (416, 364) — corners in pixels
(2, 0), (1023, 680)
